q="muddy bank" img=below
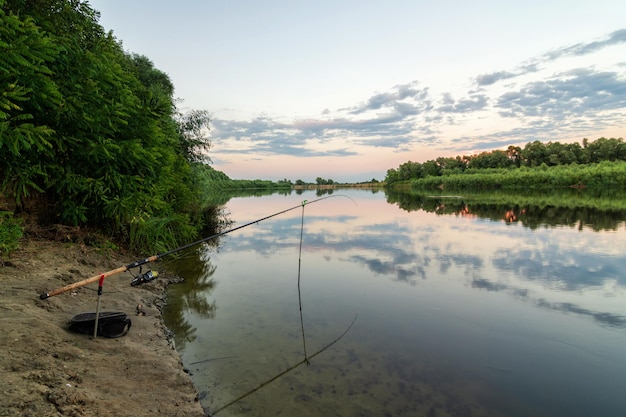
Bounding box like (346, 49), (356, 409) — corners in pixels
(0, 238), (205, 417)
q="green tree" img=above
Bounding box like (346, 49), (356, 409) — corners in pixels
(421, 160), (441, 177)
(585, 137), (626, 163)
(397, 161), (422, 180)
(1, 0), (215, 252)
(175, 109), (212, 163)
(468, 150), (511, 169)
(0, 0), (61, 206)
(545, 141), (577, 165)
(506, 145), (522, 167)
(568, 142), (587, 164)
(522, 141), (548, 167)
(385, 168), (399, 184)
(386, 138), (626, 190)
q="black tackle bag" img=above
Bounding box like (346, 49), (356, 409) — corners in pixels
(68, 311), (132, 338)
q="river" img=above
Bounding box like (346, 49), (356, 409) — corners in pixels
(163, 188), (626, 417)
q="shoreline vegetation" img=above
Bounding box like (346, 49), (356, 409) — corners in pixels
(394, 159), (626, 191)
(384, 137), (626, 191)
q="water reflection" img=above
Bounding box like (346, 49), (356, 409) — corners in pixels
(164, 189), (626, 417)
(471, 278), (626, 329)
(492, 244), (626, 289)
(536, 300), (626, 328)
(386, 188), (626, 231)
(163, 246), (218, 349)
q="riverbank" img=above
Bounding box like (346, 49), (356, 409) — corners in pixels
(0, 236), (205, 417)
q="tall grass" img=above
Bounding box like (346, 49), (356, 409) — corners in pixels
(129, 213), (198, 255)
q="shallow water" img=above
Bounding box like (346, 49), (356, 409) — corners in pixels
(164, 189), (626, 417)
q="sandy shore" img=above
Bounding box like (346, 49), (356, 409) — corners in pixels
(0, 237), (206, 417)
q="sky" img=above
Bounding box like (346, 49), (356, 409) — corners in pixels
(89, 0), (626, 183)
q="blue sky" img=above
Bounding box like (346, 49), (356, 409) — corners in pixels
(90, 0), (626, 182)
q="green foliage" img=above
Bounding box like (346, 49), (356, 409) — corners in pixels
(0, 1), (61, 204)
(190, 163), (293, 193)
(0, 0), (219, 253)
(212, 178), (293, 191)
(175, 109), (212, 163)
(129, 213), (197, 255)
(0, 211), (23, 257)
(315, 177), (335, 185)
(385, 137), (626, 189)
(408, 161), (626, 191)
(91, 239), (119, 256)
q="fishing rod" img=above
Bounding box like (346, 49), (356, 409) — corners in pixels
(39, 194), (344, 300)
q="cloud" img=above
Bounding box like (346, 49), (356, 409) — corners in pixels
(543, 28), (626, 61)
(210, 100), (429, 157)
(348, 82), (432, 115)
(475, 71), (517, 87)
(475, 29), (626, 87)
(437, 92), (489, 113)
(471, 278), (509, 292)
(209, 28), (626, 166)
(496, 68), (626, 118)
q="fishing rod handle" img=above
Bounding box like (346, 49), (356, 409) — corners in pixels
(39, 265), (128, 299)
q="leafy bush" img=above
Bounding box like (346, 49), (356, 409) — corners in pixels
(0, 212), (23, 258)
(128, 213), (198, 255)
(0, 1), (214, 253)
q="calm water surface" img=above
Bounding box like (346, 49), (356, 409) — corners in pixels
(163, 189), (626, 417)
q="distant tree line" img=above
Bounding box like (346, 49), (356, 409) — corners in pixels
(385, 138), (626, 184)
(316, 177), (335, 185)
(291, 178), (334, 186)
(197, 167), (293, 191)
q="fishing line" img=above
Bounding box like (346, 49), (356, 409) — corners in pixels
(297, 200), (309, 364)
(210, 314), (358, 416)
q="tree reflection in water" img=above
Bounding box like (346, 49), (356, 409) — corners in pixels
(386, 188), (626, 231)
(162, 245), (218, 350)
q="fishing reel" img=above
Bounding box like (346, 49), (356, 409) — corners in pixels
(129, 266), (159, 286)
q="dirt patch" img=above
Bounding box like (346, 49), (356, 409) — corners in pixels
(0, 237), (205, 417)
